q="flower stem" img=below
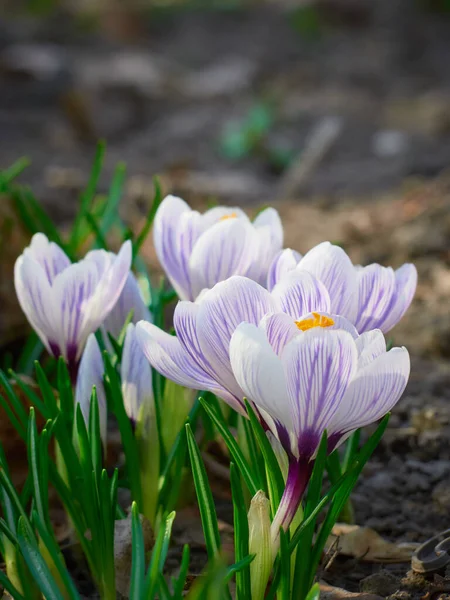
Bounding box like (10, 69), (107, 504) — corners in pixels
(270, 459), (312, 553)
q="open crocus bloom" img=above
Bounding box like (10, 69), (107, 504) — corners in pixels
(14, 234), (132, 373)
(267, 242), (417, 333)
(229, 310), (410, 542)
(153, 195), (283, 301)
(136, 274), (335, 416)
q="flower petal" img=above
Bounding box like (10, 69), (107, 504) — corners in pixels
(26, 233), (71, 284)
(377, 264), (418, 333)
(230, 322), (292, 445)
(297, 242), (358, 320)
(267, 248), (302, 292)
(258, 313), (300, 356)
(246, 208), (284, 284)
(14, 254), (56, 353)
(328, 346), (410, 445)
(153, 195), (198, 301)
(281, 328), (358, 459)
(173, 300), (245, 413)
(189, 219), (258, 299)
(355, 329), (386, 368)
(103, 272), (152, 340)
(271, 271), (331, 320)
(75, 334), (107, 446)
(197, 276), (277, 400)
(121, 324), (153, 422)
(200, 206), (249, 228)
(354, 264), (396, 332)
(136, 320), (234, 406)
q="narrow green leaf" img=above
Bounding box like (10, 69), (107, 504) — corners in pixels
(0, 570), (25, 600)
(245, 400), (284, 516)
(185, 424), (221, 560)
(88, 388), (102, 482)
(144, 511), (176, 599)
(200, 399), (258, 497)
(130, 502), (145, 598)
(17, 516), (65, 600)
(57, 358), (74, 424)
(133, 176), (162, 259)
(172, 544), (190, 599)
(305, 582), (321, 600)
(98, 162), (126, 239)
(229, 464), (251, 599)
(16, 333), (44, 376)
(279, 529), (290, 600)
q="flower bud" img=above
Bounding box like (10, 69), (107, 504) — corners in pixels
(248, 490), (272, 600)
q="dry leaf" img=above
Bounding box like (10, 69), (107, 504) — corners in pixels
(115, 510), (154, 595)
(326, 524), (419, 563)
(319, 582), (383, 600)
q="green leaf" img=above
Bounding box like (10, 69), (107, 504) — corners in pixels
(1, 157), (30, 184)
(130, 502), (145, 598)
(172, 544), (190, 599)
(88, 388), (102, 481)
(70, 140), (106, 251)
(144, 511), (176, 599)
(103, 352), (142, 508)
(305, 582), (321, 600)
(200, 398), (259, 497)
(185, 424), (221, 560)
(244, 400), (284, 516)
(309, 416), (390, 589)
(27, 409), (48, 527)
(229, 464), (251, 600)
(16, 334), (44, 376)
(133, 176), (163, 259)
(279, 529), (290, 600)
(17, 516), (65, 600)
(98, 162), (126, 241)
(0, 569), (25, 600)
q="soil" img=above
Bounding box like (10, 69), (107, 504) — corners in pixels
(1, 1), (450, 598)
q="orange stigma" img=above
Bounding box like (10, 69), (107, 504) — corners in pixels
(295, 312), (335, 332)
(219, 212), (238, 221)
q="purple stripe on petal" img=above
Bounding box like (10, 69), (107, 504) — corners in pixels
(121, 324), (153, 422)
(27, 233), (70, 284)
(271, 270), (331, 320)
(267, 248), (302, 292)
(258, 313), (300, 356)
(328, 346), (410, 448)
(297, 242), (358, 320)
(354, 264), (396, 332)
(153, 195), (196, 301)
(189, 219), (258, 299)
(198, 276), (278, 401)
(376, 264), (418, 333)
(282, 328), (357, 448)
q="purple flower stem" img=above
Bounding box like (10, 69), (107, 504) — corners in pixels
(270, 458), (313, 552)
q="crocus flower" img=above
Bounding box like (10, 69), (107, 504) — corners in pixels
(136, 274), (332, 415)
(14, 233), (132, 375)
(75, 334), (107, 445)
(229, 310), (410, 544)
(121, 323), (153, 423)
(153, 195), (283, 301)
(267, 242), (417, 333)
(103, 269), (152, 341)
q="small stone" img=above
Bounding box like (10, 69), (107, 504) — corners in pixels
(360, 571), (400, 597)
(372, 131), (408, 158)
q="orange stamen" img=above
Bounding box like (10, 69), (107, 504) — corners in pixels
(295, 312), (335, 332)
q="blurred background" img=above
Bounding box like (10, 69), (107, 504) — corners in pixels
(1, 0), (450, 357)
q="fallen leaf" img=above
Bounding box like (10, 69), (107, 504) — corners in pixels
(326, 524), (419, 563)
(319, 582), (383, 600)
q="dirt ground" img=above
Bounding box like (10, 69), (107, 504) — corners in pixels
(1, 1), (450, 598)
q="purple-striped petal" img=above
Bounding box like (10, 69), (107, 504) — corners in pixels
(121, 324), (153, 422)
(136, 320), (231, 401)
(200, 206), (249, 228)
(271, 271), (331, 320)
(354, 264), (396, 333)
(26, 233), (71, 284)
(281, 328), (358, 459)
(328, 346), (410, 446)
(75, 334), (107, 446)
(230, 322), (293, 451)
(14, 254), (56, 354)
(267, 248), (302, 292)
(246, 208), (284, 284)
(197, 276), (277, 400)
(172, 301), (244, 412)
(355, 329), (386, 368)
(189, 219), (258, 299)
(297, 242), (358, 321)
(376, 264), (418, 333)
(153, 195), (201, 301)
(258, 313), (300, 356)
(103, 272), (151, 340)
